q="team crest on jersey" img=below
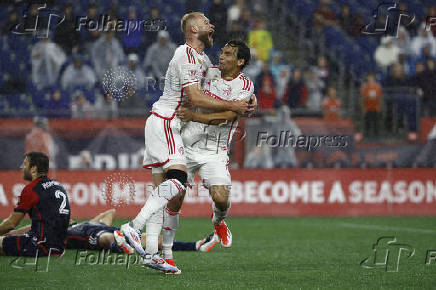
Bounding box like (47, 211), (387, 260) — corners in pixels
(178, 146), (185, 155)
(223, 85), (232, 97)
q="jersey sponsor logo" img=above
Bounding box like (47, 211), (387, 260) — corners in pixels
(189, 70), (197, 78)
(223, 85), (232, 98)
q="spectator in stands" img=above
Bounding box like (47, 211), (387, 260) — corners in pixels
(208, 0), (228, 45)
(244, 145), (274, 169)
(238, 10), (254, 37)
(409, 61), (434, 117)
(385, 62), (407, 87)
(144, 30), (176, 81)
(248, 19), (273, 61)
(94, 92), (118, 119)
(23, 4), (47, 34)
(227, 0), (244, 30)
(25, 117), (57, 169)
(81, 4), (100, 52)
(384, 63), (411, 134)
(374, 36), (401, 70)
(61, 54), (97, 91)
(118, 54), (147, 117)
(322, 87), (341, 119)
(415, 45), (436, 65)
(338, 5), (352, 36)
(54, 3), (79, 54)
(243, 48), (263, 82)
(256, 62), (277, 112)
(71, 90), (93, 119)
(395, 27), (412, 56)
(44, 88), (71, 118)
(122, 6), (143, 54)
(313, 0), (337, 33)
(91, 31), (125, 80)
(429, 6), (436, 37)
(228, 21), (246, 42)
(399, 3), (419, 37)
(272, 106), (300, 168)
(360, 72), (383, 139)
(125, 54), (146, 90)
(312, 56), (329, 91)
(31, 33), (66, 89)
(270, 51), (285, 84)
(411, 24), (436, 57)
(276, 66), (291, 101)
(1, 10), (18, 35)
(143, 7), (162, 51)
(304, 67), (324, 111)
(424, 59), (436, 116)
(284, 68), (308, 109)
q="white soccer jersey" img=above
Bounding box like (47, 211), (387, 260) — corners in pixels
(182, 67), (254, 155)
(151, 43), (212, 119)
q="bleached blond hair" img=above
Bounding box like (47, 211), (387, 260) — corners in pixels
(180, 12), (204, 34)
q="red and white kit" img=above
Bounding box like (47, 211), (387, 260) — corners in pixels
(182, 67), (254, 187)
(143, 43), (211, 171)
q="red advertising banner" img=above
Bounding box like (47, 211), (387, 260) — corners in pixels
(0, 169), (435, 218)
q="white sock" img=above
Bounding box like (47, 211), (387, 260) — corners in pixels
(132, 179), (184, 231)
(145, 209), (163, 255)
(212, 202), (230, 226)
(162, 207), (179, 259)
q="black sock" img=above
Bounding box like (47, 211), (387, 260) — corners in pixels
(172, 241), (196, 251)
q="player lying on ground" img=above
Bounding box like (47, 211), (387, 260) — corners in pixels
(164, 40), (254, 262)
(120, 11), (255, 274)
(0, 152), (70, 257)
(3, 209), (220, 254)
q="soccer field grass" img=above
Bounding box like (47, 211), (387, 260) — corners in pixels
(1, 217), (435, 289)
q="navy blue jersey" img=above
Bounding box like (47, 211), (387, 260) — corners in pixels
(66, 222), (118, 250)
(14, 176), (71, 253)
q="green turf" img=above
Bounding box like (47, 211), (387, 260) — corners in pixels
(1, 217), (436, 289)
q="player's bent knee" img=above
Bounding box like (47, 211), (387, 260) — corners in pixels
(166, 169), (187, 187)
(210, 186), (230, 210)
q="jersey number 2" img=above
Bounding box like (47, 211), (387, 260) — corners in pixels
(55, 190), (69, 215)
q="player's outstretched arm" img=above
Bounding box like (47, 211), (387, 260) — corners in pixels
(185, 85), (253, 115)
(177, 107), (237, 125)
(4, 224), (31, 236)
(0, 212), (25, 235)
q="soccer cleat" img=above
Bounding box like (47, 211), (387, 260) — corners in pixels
(120, 222), (146, 257)
(197, 231), (220, 252)
(114, 230), (135, 254)
(214, 220), (232, 247)
(164, 259), (182, 275)
(141, 253), (180, 274)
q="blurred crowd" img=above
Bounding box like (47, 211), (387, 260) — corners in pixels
(0, 0), (435, 140)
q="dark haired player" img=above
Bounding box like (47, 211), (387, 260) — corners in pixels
(3, 208), (219, 253)
(0, 152), (70, 257)
(164, 40), (254, 261)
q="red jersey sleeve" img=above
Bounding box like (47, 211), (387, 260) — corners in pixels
(14, 185), (39, 213)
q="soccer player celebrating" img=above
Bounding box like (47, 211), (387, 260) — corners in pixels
(119, 12), (253, 274)
(165, 40), (254, 261)
(0, 152), (70, 257)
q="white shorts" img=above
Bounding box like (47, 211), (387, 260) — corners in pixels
(186, 149), (231, 188)
(143, 114), (186, 171)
